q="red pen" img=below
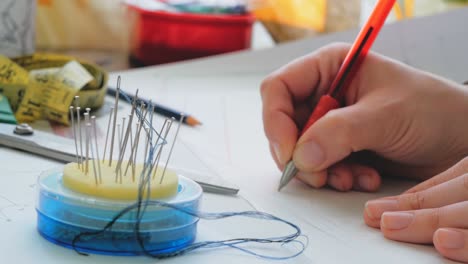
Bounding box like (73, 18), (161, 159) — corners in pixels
(278, 0), (396, 191)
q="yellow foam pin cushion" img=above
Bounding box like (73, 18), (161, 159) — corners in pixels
(62, 161), (178, 200)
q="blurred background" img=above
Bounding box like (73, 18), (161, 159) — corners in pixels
(2, 0), (468, 71)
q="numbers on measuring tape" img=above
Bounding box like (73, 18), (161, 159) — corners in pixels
(0, 54), (108, 125)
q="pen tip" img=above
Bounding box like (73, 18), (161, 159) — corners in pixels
(277, 161), (298, 192)
(186, 116), (202, 127)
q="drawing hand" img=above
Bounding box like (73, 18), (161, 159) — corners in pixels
(365, 157), (468, 262)
(261, 43), (468, 192)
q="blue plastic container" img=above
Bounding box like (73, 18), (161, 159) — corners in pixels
(36, 168), (202, 256)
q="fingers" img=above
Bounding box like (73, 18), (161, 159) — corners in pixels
(327, 163), (381, 192)
(380, 201), (468, 244)
(293, 103), (385, 173)
(261, 43), (351, 104)
(269, 143), (284, 171)
(365, 162), (468, 263)
(434, 228), (468, 263)
(262, 86), (298, 165)
(376, 201), (468, 262)
(365, 173), (468, 227)
(404, 156), (468, 193)
(295, 161), (381, 192)
(327, 163), (354, 191)
(349, 163), (381, 192)
(261, 43), (350, 166)
(296, 170), (328, 189)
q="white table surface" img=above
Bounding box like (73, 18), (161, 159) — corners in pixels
(1, 7), (468, 264)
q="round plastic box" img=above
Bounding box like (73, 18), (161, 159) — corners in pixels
(36, 167), (202, 256)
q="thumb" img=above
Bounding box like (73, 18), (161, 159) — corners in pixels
(292, 103), (384, 172)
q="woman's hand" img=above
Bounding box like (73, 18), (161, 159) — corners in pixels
(261, 43), (468, 192)
(365, 157), (468, 263)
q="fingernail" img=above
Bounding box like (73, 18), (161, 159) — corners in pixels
(273, 143), (283, 164)
(328, 173), (343, 190)
(437, 229), (465, 249)
(365, 199), (399, 220)
(294, 141), (325, 169)
(328, 173), (351, 191)
(381, 212), (413, 230)
(358, 174), (373, 190)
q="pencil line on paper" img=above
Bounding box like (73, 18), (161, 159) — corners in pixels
(177, 138), (225, 181)
(0, 194), (27, 222)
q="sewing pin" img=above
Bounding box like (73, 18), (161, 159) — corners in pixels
(115, 113), (133, 182)
(84, 112), (90, 128)
(120, 117), (126, 151)
(143, 126), (150, 164)
(125, 103), (147, 179)
(132, 123), (141, 181)
(129, 114), (134, 151)
(160, 116), (183, 184)
(76, 106), (83, 170)
(91, 116), (102, 184)
(102, 106), (114, 163)
(144, 104), (155, 165)
(69, 106), (80, 168)
(115, 90), (139, 176)
(117, 124), (122, 155)
(74, 96), (83, 164)
(84, 113), (90, 174)
(124, 121), (140, 179)
(109, 77), (121, 167)
(149, 119), (168, 178)
(87, 123), (98, 185)
(152, 119), (173, 179)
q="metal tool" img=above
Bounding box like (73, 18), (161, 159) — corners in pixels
(14, 123), (34, 135)
(0, 122), (238, 195)
(0, 123), (81, 162)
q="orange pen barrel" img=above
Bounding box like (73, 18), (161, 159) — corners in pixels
(301, 95), (340, 134)
(328, 0), (396, 99)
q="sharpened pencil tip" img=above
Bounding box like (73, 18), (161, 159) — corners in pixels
(185, 116), (202, 127)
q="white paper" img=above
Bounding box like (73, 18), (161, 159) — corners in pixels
(2, 7), (468, 264)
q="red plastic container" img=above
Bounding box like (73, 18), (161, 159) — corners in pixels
(127, 5), (254, 65)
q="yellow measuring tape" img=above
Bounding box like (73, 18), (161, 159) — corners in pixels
(0, 53), (108, 125)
